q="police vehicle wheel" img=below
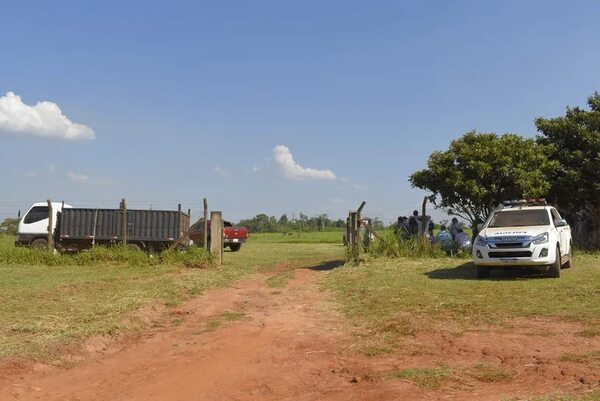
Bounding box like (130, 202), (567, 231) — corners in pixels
(563, 243), (573, 269)
(548, 246), (561, 278)
(476, 265), (490, 279)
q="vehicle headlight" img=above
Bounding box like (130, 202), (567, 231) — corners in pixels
(532, 232), (549, 245)
(475, 236), (488, 246)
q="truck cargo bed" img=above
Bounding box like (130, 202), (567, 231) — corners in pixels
(59, 208), (189, 242)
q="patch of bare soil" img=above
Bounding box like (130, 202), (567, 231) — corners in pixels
(369, 316), (600, 400)
(1, 260), (599, 401)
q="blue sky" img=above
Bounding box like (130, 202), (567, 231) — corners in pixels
(1, 0), (599, 223)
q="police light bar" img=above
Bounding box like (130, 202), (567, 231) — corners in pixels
(501, 198), (547, 207)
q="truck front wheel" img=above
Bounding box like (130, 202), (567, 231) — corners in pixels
(548, 246), (561, 278)
(31, 238), (48, 250)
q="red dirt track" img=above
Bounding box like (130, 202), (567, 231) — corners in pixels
(1, 261), (599, 401)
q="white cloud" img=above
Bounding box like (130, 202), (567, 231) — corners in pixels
(272, 145), (337, 181)
(67, 171), (90, 184)
(213, 166), (231, 177)
(251, 166), (260, 173)
(24, 172), (37, 178)
(0, 92), (95, 141)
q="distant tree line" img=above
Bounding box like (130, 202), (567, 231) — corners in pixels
(237, 213), (346, 233)
(410, 91), (600, 248)
(0, 218), (18, 236)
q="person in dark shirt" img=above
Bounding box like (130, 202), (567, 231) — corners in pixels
(408, 210), (419, 236)
(394, 216), (408, 239)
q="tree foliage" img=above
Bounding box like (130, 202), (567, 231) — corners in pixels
(409, 131), (557, 229)
(536, 92), (600, 248)
(237, 213), (345, 233)
(536, 92), (600, 215)
(0, 218), (18, 236)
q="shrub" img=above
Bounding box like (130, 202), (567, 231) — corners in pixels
(0, 245), (213, 268)
(366, 230), (446, 259)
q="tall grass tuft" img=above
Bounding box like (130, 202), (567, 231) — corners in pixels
(366, 230), (446, 259)
(0, 245), (213, 268)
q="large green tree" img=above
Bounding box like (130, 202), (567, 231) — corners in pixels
(536, 92), (600, 215)
(410, 131), (557, 231)
(536, 92), (600, 247)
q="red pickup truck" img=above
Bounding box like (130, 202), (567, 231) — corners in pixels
(189, 220), (248, 252)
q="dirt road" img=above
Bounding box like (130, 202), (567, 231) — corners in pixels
(1, 260), (599, 401)
(0, 261), (399, 401)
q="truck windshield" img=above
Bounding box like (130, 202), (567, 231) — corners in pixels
(24, 206), (49, 224)
(488, 209), (550, 227)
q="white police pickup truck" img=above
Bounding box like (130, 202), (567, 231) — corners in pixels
(472, 199), (572, 278)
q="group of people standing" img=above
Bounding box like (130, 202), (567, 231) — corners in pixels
(394, 214), (472, 255)
(394, 210), (433, 238)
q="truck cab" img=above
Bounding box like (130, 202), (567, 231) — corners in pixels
(472, 199), (573, 278)
(16, 202), (72, 249)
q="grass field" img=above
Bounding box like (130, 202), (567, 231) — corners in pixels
(0, 235), (14, 249)
(0, 235), (343, 360)
(324, 254), (600, 355)
(4, 230), (600, 401)
(249, 231), (343, 244)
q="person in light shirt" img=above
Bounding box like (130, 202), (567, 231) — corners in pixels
(435, 224), (454, 255)
(449, 217), (462, 239)
(454, 228), (472, 252)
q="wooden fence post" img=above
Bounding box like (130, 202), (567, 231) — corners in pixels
(345, 212), (351, 246)
(47, 199), (54, 251)
(120, 198), (128, 246)
(203, 198), (208, 250)
(420, 197), (427, 238)
(356, 201), (366, 249)
(92, 209), (99, 248)
(210, 211), (223, 268)
(349, 211), (359, 259)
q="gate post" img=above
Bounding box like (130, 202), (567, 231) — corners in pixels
(203, 198), (209, 250)
(210, 211), (223, 268)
